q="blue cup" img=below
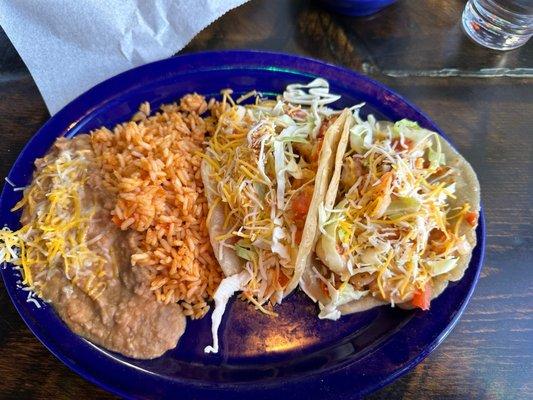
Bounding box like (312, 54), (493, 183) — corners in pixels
(317, 0), (398, 16)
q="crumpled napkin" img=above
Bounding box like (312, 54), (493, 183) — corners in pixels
(0, 0), (248, 114)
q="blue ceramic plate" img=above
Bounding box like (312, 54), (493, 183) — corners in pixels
(0, 51), (485, 399)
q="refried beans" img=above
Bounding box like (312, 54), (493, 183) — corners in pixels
(21, 135), (186, 359)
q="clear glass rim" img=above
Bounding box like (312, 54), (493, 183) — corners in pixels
(462, 1), (532, 50)
(469, 0), (533, 34)
(472, 0), (533, 20)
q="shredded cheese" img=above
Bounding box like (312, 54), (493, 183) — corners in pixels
(0, 139), (106, 302)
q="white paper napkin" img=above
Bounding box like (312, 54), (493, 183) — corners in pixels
(0, 0), (249, 115)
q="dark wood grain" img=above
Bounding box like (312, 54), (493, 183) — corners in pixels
(0, 0), (532, 399)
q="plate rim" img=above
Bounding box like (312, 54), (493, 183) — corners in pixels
(0, 50), (486, 399)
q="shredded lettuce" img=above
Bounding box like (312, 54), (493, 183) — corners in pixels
(283, 78), (341, 106)
(276, 117), (316, 143)
(284, 158), (303, 179)
(338, 227), (349, 244)
(392, 119), (434, 148)
(204, 270), (252, 354)
(318, 201), (347, 238)
(428, 146), (446, 169)
(318, 283), (368, 320)
(394, 119), (419, 130)
(235, 243), (253, 261)
(275, 114), (295, 127)
(385, 196), (422, 217)
(271, 218), (290, 260)
(273, 140), (286, 209)
(277, 135), (308, 144)
(257, 135), (272, 185)
(426, 258), (458, 277)
(318, 202), (329, 237)
(349, 123), (373, 153)
(271, 100), (285, 116)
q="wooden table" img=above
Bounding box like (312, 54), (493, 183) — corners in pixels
(0, 0), (531, 398)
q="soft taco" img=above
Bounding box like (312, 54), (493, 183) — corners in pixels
(201, 79), (352, 352)
(301, 112), (480, 320)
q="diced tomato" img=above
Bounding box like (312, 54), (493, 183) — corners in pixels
(391, 138), (413, 151)
(311, 138), (324, 163)
(320, 281), (329, 297)
(317, 115), (337, 139)
(429, 228), (447, 253)
(465, 211), (478, 227)
(278, 271), (289, 287)
(429, 228), (446, 242)
(431, 166), (449, 177)
(291, 186), (314, 220)
(412, 282), (432, 310)
(291, 185), (314, 244)
(292, 178), (306, 190)
(311, 115), (338, 162)
(295, 228), (303, 244)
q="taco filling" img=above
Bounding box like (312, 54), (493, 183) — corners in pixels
(313, 115), (480, 320)
(201, 79), (350, 352)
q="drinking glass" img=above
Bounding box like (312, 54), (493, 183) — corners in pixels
(462, 0), (533, 50)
